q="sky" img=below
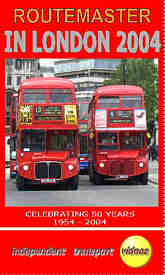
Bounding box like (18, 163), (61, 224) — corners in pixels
(40, 59), (56, 66)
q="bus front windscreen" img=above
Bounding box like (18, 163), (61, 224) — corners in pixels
(120, 133), (144, 149)
(21, 130), (46, 152)
(97, 132), (118, 150)
(21, 130), (75, 152)
(47, 131), (75, 151)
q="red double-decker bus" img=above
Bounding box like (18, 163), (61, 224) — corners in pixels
(9, 92), (18, 178)
(16, 77), (79, 190)
(88, 85), (148, 185)
(77, 97), (90, 174)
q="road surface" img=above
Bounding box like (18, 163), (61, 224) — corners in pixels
(5, 168), (158, 207)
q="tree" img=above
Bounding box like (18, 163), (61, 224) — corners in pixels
(103, 59), (158, 123)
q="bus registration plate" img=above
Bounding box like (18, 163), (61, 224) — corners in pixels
(119, 175), (128, 179)
(41, 179), (56, 184)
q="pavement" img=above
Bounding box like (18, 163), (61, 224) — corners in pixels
(148, 160), (158, 184)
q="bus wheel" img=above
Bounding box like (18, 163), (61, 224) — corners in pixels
(16, 174), (25, 191)
(94, 172), (104, 185)
(139, 172), (148, 185)
(66, 176), (79, 190)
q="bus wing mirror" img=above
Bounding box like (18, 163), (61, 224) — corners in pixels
(11, 151), (16, 160)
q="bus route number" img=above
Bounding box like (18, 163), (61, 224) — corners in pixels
(117, 30), (161, 53)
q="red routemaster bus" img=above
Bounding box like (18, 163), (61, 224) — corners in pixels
(88, 85), (148, 185)
(77, 98), (90, 174)
(16, 77), (79, 190)
(9, 93), (18, 178)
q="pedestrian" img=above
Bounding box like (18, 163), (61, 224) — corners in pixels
(151, 144), (157, 161)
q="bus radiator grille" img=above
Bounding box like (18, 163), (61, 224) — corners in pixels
(49, 163), (61, 178)
(35, 162), (61, 179)
(110, 160), (134, 176)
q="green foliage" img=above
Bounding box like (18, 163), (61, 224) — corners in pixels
(103, 59), (158, 123)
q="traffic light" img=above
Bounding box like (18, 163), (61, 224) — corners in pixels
(148, 120), (155, 129)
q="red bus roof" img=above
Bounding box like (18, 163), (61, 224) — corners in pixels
(19, 77), (75, 90)
(94, 85), (144, 96)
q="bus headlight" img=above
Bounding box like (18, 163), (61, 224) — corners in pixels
(99, 162), (104, 168)
(23, 165), (29, 171)
(139, 162), (144, 168)
(68, 164), (74, 171)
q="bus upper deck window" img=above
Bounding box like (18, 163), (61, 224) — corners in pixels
(98, 96), (119, 108)
(50, 89), (72, 103)
(121, 96), (142, 108)
(23, 89), (46, 103)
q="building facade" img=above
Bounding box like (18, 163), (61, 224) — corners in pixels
(39, 65), (55, 77)
(5, 59), (40, 134)
(54, 59), (121, 100)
